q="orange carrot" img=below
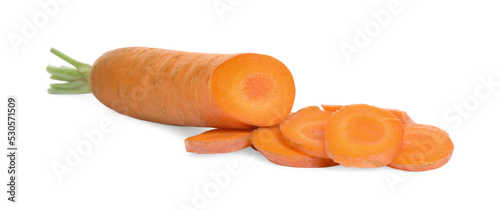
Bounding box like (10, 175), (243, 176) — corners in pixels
(250, 126), (337, 168)
(279, 106), (333, 159)
(250, 145), (258, 151)
(385, 109), (415, 124)
(321, 104), (415, 124)
(324, 104), (404, 168)
(47, 47), (295, 129)
(388, 124), (454, 171)
(185, 129), (253, 154)
(320, 104), (343, 112)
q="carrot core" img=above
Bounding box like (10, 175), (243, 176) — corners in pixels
(240, 72), (276, 106)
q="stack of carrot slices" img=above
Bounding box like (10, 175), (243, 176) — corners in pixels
(185, 104), (454, 172)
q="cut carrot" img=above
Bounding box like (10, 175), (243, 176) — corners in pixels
(280, 106), (333, 159)
(320, 104), (343, 113)
(250, 126), (337, 168)
(385, 109), (415, 124)
(47, 47), (295, 129)
(250, 144), (258, 151)
(46, 48), (454, 172)
(321, 104), (415, 124)
(324, 104), (404, 168)
(388, 124), (454, 171)
(185, 129), (253, 154)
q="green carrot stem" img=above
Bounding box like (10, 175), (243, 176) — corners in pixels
(46, 48), (93, 94)
(48, 85), (91, 94)
(46, 66), (83, 80)
(50, 81), (86, 89)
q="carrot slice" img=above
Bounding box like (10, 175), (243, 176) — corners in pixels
(385, 109), (415, 124)
(321, 104), (415, 124)
(324, 104), (404, 168)
(388, 124), (454, 171)
(280, 106), (333, 159)
(320, 104), (344, 112)
(250, 126), (337, 168)
(185, 129), (252, 154)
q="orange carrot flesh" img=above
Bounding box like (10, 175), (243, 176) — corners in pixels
(185, 129), (253, 154)
(89, 47), (295, 129)
(324, 104), (404, 168)
(211, 54), (295, 127)
(321, 104), (415, 124)
(384, 109), (415, 124)
(279, 106), (333, 159)
(250, 126), (338, 168)
(388, 124), (454, 171)
(320, 104), (344, 113)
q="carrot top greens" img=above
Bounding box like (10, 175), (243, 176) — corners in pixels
(47, 48), (92, 94)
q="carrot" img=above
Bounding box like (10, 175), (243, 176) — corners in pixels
(46, 47), (295, 129)
(250, 126), (337, 168)
(385, 109), (415, 124)
(388, 124), (454, 171)
(320, 104), (343, 112)
(321, 104), (415, 124)
(279, 106), (333, 159)
(185, 129), (253, 154)
(324, 104), (404, 168)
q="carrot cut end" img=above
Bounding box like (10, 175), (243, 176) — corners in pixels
(211, 54), (295, 127)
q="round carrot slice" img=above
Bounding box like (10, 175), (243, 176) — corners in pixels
(320, 104), (344, 113)
(388, 124), (454, 171)
(324, 104), (404, 168)
(385, 109), (415, 124)
(251, 126), (337, 168)
(185, 129), (252, 154)
(280, 106), (333, 159)
(322, 105), (415, 124)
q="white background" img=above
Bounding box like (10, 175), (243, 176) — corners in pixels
(1, 0), (500, 209)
